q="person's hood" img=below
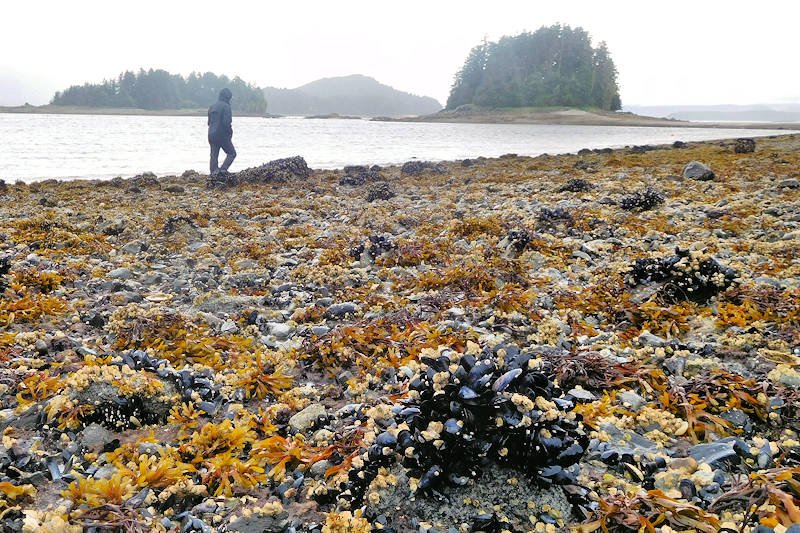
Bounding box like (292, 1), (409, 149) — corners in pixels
(218, 88), (232, 103)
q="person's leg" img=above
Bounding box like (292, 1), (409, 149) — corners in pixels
(219, 139), (237, 172)
(210, 142), (221, 175)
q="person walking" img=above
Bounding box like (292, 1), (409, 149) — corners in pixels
(208, 88), (236, 176)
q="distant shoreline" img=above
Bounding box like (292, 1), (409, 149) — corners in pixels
(0, 105), (276, 118)
(377, 107), (800, 130)
(2, 104), (799, 131)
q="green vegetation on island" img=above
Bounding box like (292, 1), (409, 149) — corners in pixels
(50, 69), (267, 114)
(447, 24), (621, 111)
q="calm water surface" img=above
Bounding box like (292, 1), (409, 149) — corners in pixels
(0, 113), (795, 182)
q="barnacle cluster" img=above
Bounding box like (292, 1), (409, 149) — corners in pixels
(627, 247), (739, 302)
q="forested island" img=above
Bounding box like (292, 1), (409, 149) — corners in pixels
(50, 69), (267, 114)
(447, 24), (621, 111)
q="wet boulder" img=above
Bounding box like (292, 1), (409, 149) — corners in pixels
(733, 138), (755, 153)
(211, 156), (311, 187)
(401, 160), (447, 175)
(683, 161), (715, 181)
(365, 181), (395, 202)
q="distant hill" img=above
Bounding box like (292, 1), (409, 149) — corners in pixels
(625, 103), (800, 122)
(262, 75), (442, 117)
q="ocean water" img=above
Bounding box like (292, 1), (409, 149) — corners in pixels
(0, 113), (795, 182)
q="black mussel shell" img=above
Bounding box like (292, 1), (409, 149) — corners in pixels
(492, 368), (522, 391)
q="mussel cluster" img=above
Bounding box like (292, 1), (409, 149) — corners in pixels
(627, 247), (738, 303)
(115, 349), (219, 408)
(559, 178), (592, 192)
(400, 161), (447, 176)
(505, 229), (532, 253)
(339, 169), (381, 186)
(619, 187), (665, 211)
(162, 215), (198, 236)
(365, 182), (396, 202)
(236, 156), (311, 185)
(0, 255), (10, 290)
(317, 345), (594, 522)
(538, 206), (572, 223)
(60, 349), (219, 432)
(349, 234), (396, 261)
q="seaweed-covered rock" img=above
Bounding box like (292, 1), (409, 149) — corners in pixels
(365, 181), (395, 202)
(210, 156), (311, 187)
(573, 160), (598, 172)
(401, 160), (447, 175)
(734, 138), (755, 154)
(339, 170), (381, 186)
(683, 161), (715, 181)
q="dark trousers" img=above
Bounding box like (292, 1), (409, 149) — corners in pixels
(209, 137), (236, 174)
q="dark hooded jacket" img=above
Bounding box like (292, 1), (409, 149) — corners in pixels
(207, 88), (233, 143)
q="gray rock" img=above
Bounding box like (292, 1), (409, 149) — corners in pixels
(309, 459), (331, 477)
(638, 331), (667, 347)
(683, 161), (715, 181)
(34, 338), (48, 354)
(599, 424), (659, 455)
(98, 217), (126, 236)
(776, 370), (800, 387)
(81, 423), (113, 450)
(288, 403), (326, 432)
(689, 440), (737, 466)
(93, 464), (117, 480)
(220, 320), (238, 334)
(619, 390), (647, 411)
(311, 325), (330, 336)
(108, 267), (132, 280)
(121, 241), (144, 254)
(778, 178), (799, 189)
(568, 388), (596, 402)
(137, 442), (164, 455)
(572, 250), (593, 262)
(194, 292), (253, 313)
(21, 471), (48, 486)
(720, 408), (749, 429)
(268, 322), (293, 341)
(336, 371), (354, 385)
(325, 302), (358, 318)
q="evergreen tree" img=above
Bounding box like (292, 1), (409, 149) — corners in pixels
(447, 24), (621, 111)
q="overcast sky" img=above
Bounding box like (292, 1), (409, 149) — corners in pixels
(1, 0), (798, 107)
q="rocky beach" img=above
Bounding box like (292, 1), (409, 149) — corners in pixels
(0, 134), (799, 532)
